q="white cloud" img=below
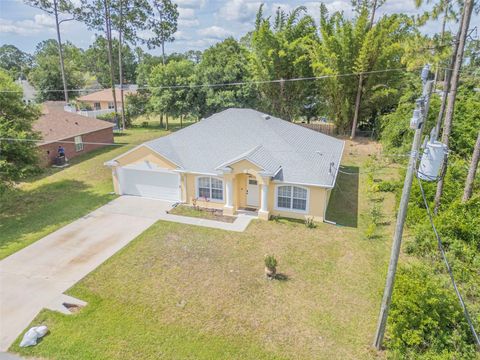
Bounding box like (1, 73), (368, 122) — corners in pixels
(323, 0), (353, 16)
(198, 25), (233, 39)
(33, 13), (55, 27)
(178, 7), (196, 19)
(0, 13), (56, 35)
(178, 18), (200, 27)
(271, 2), (292, 14)
(217, 0), (262, 22)
(175, 0), (206, 8)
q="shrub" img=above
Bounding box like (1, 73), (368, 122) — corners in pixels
(96, 112), (116, 122)
(264, 255), (277, 270)
(370, 204), (383, 225)
(305, 216), (316, 228)
(387, 264), (476, 359)
(365, 222), (377, 239)
(378, 180), (399, 192)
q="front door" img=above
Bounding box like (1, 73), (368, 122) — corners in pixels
(246, 177), (259, 207)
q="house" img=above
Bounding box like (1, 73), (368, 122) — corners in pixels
(105, 109), (345, 221)
(34, 102), (115, 166)
(15, 78), (37, 104)
(77, 87), (136, 115)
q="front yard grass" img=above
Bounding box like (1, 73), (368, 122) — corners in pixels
(0, 128), (169, 260)
(11, 138), (398, 359)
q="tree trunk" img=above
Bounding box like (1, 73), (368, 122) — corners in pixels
(350, 0), (378, 139)
(118, 0), (126, 130)
(165, 115), (169, 131)
(432, 2), (449, 92)
(159, 112), (163, 127)
(434, 0), (474, 213)
(103, 0), (119, 127)
(161, 40), (166, 65)
(433, 10), (463, 141)
(462, 132), (480, 202)
(53, 0), (68, 103)
(351, 73), (363, 139)
(180, 115), (183, 128)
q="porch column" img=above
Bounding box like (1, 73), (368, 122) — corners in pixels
(258, 179), (270, 220)
(260, 184), (268, 212)
(223, 175), (235, 216)
(226, 179), (233, 208)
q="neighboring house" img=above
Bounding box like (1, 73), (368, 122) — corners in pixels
(76, 88), (136, 117)
(15, 78), (37, 104)
(106, 109), (344, 222)
(34, 101), (115, 166)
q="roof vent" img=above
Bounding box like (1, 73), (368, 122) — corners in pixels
(75, 121), (78, 125)
(262, 114), (270, 120)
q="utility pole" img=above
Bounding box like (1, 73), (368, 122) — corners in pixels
(373, 66), (433, 350)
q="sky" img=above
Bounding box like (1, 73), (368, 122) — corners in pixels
(0, 0), (475, 56)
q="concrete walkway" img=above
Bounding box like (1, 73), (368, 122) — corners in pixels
(0, 196), (255, 351)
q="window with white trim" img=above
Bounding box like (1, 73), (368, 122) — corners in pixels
(74, 135), (84, 152)
(108, 101), (115, 109)
(197, 177), (223, 201)
(276, 185), (308, 211)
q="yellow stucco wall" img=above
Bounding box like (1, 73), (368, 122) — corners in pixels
(111, 147), (331, 221)
(268, 184), (328, 222)
(184, 173), (225, 210)
(115, 145), (177, 169)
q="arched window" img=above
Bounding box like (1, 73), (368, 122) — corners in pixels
(197, 176), (224, 201)
(276, 185), (308, 211)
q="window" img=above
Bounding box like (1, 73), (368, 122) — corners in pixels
(74, 135), (84, 152)
(94, 102), (101, 110)
(276, 185), (308, 211)
(108, 102), (115, 109)
(197, 176), (224, 201)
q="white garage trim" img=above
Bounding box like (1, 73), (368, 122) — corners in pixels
(118, 165), (181, 201)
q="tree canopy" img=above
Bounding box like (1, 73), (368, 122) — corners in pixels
(28, 39), (85, 101)
(0, 69), (41, 192)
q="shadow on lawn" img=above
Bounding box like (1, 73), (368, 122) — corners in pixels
(325, 166), (359, 228)
(0, 179), (115, 257)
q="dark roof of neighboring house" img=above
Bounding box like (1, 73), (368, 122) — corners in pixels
(120, 108), (345, 188)
(77, 88), (136, 103)
(34, 101), (114, 145)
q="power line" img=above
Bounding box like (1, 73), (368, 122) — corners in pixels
(0, 67), (422, 94)
(0, 137), (137, 147)
(416, 175), (480, 349)
(3, 65), (465, 94)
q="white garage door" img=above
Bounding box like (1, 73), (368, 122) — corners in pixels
(119, 167), (181, 201)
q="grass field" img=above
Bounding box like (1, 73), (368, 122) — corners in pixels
(0, 128), (169, 260)
(11, 138), (399, 359)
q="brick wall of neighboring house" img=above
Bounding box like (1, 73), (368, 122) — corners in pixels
(37, 127), (114, 166)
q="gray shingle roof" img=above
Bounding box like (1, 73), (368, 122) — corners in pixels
(144, 108), (345, 187)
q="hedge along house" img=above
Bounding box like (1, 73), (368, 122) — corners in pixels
(105, 109), (345, 221)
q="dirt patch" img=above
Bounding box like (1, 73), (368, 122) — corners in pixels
(63, 302), (84, 314)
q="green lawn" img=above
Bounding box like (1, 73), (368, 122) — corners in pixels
(0, 128), (169, 260)
(10, 139), (398, 359)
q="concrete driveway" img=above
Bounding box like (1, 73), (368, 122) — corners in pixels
(0, 196), (173, 351)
